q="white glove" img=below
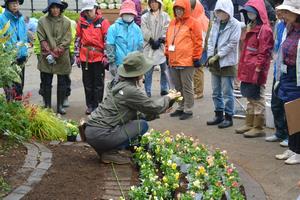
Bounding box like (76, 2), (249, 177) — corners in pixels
(46, 54), (56, 65)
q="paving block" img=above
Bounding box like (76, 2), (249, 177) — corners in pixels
(24, 143), (39, 157)
(104, 177), (131, 181)
(23, 160), (38, 169)
(13, 185), (32, 194)
(33, 142), (51, 153)
(30, 168), (47, 178)
(104, 181), (131, 187)
(50, 141), (61, 145)
(17, 167), (33, 174)
(36, 162), (52, 170)
(40, 152), (52, 163)
(62, 142), (74, 146)
(24, 176), (42, 186)
(3, 193), (25, 200)
(104, 189), (123, 196)
(101, 194), (122, 200)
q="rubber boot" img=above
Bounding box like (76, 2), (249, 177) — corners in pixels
(235, 114), (254, 134)
(57, 88), (66, 115)
(244, 114), (266, 138)
(101, 150), (131, 165)
(218, 113), (233, 129)
(63, 97), (69, 108)
(43, 88), (52, 109)
(207, 111), (224, 125)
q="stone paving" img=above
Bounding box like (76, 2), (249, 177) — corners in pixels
(4, 142), (52, 200)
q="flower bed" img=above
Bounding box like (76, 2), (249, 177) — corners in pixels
(0, 94), (79, 143)
(129, 130), (245, 200)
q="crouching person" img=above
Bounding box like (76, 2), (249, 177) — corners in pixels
(81, 52), (179, 164)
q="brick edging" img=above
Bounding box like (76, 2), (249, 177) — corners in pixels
(3, 142), (52, 200)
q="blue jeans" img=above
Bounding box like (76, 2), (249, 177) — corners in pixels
(144, 62), (169, 96)
(271, 78), (288, 139)
(211, 74), (234, 116)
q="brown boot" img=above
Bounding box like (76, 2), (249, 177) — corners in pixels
(101, 150), (131, 165)
(78, 123), (86, 142)
(235, 114), (254, 134)
(244, 114), (266, 138)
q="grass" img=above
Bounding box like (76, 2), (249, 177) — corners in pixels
(0, 176), (10, 199)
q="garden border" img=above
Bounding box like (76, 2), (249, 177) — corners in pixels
(3, 142), (52, 200)
(235, 164), (266, 200)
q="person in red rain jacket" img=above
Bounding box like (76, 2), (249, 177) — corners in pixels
(75, 0), (110, 115)
(235, 0), (274, 138)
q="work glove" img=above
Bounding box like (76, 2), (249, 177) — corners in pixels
(158, 37), (166, 44)
(208, 55), (219, 65)
(151, 40), (161, 50)
(46, 54), (56, 65)
(109, 63), (118, 77)
(193, 59), (202, 68)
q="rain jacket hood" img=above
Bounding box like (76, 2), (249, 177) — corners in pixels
(173, 0), (191, 19)
(214, 0), (234, 18)
(106, 18), (143, 65)
(192, 0), (208, 32)
(244, 0), (269, 25)
(0, 9), (28, 59)
(148, 0), (163, 9)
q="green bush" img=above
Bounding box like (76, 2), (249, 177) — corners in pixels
(32, 11), (80, 21)
(0, 22), (22, 88)
(0, 176), (10, 198)
(0, 95), (31, 143)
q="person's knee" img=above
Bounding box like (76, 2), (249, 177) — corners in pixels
(140, 120), (149, 135)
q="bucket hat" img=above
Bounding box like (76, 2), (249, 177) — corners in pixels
(118, 51), (153, 78)
(81, 0), (98, 12)
(43, 0), (68, 13)
(2, 0), (24, 8)
(119, 0), (137, 16)
(276, 0), (300, 15)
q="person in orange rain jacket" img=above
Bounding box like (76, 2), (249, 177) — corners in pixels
(191, 0), (209, 99)
(165, 0), (203, 120)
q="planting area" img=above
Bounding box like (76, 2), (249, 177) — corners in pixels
(1, 133), (246, 200)
(0, 138), (27, 198)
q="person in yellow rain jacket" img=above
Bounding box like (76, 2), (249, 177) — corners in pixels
(163, 0), (173, 18)
(34, 16), (76, 107)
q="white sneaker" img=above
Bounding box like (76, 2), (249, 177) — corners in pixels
(275, 149), (296, 160)
(280, 139), (289, 147)
(265, 134), (281, 142)
(285, 154), (300, 165)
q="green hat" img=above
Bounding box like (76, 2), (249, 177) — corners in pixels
(118, 51), (153, 78)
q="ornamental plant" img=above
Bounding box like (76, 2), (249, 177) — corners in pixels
(0, 21), (22, 89)
(64, 120), (79, 137)
(129, 130), (245, 200)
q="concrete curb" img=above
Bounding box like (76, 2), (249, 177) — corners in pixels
(235, 164), (266, 200)
(4, 142), (52, 200)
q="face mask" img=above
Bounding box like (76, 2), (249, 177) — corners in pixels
(174, 8), (184, 18)
(216, 12), (228, 21)
(122, 14), (135, 23)
(247, 12), (257, 21)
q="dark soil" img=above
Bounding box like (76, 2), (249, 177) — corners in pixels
(23, 144), (107, 200)
(0, 138), (27, 197)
